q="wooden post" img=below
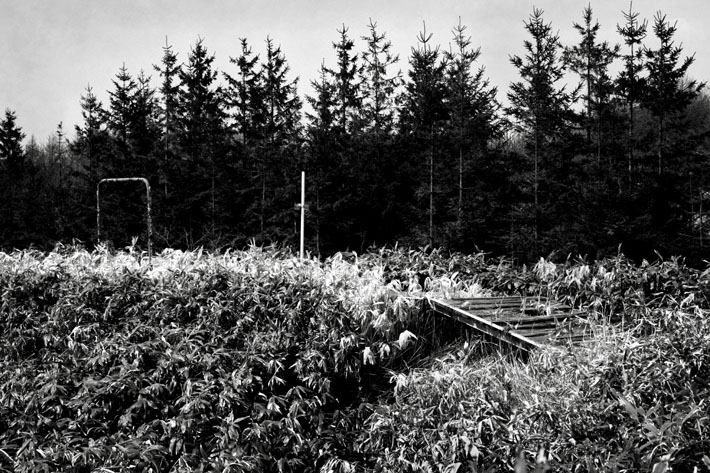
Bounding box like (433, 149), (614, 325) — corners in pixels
(300, 171), (305, 259)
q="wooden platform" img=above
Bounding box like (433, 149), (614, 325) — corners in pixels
(429, 296), (590, 353)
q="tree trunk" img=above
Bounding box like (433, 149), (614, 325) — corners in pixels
(657, 116), (664, 176)
(429, 124), (434, 248)
(533, 117), (539, 253)
(458, 94), (464, 227)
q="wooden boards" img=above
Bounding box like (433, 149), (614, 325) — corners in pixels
(429, 296), (589, 352)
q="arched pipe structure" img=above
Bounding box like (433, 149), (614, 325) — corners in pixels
(96, 177), (152, 262)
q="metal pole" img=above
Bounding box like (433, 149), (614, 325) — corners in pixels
(300, 171), (305, 259)
(96, 183), (101, 242)
(145, 179), (152, 263)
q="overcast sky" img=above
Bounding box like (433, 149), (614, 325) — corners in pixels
(2, 0), (709, 142)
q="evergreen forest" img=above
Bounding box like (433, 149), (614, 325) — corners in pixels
(2, 6), (709, 264)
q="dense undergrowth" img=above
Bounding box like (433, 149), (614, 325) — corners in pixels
(1, 245), (709, 472)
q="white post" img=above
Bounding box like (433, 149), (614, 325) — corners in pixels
(300, 171), (305, 259)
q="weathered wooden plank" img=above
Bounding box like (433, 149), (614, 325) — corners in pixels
(489, 311), (585, 325)
(450, 302), (525, 310)
(449, 297), (575, 313)
(429, 298), (543, 352)
(431, 297), (590, 349)
(450, 296), (528, 302)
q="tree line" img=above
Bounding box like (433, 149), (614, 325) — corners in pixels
(1, 5), (709, 263)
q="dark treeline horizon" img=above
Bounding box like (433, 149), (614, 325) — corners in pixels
(1, 5), (710, 264)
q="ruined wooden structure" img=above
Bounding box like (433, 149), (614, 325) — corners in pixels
(429, 296), (590, 353)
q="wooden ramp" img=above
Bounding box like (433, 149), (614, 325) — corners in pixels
(429, 296), (590, 353)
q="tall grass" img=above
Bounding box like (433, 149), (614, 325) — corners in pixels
(1, 245), (709, 471)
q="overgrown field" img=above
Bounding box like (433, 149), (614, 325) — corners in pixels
(1, 246), (709, 472)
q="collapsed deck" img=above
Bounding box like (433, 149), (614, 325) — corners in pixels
(429, 296), (591, 353)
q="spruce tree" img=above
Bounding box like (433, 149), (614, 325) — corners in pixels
(641, 11), (704, 176)
(0, 109), (29, 246)
(506, 8), (576, 254)
(73, 85), (110, 184)
(360, 20), (401, 137)
(130, 71), (160, 165)
(177, 37), (227, 245)
(358, 20), (403, 248)
(153, 38), (181, 197)
(563, 6), (619, 169)
(305, 62), (338, 254)
(616, 3), (647, 184)
(225, 38), (265, 147)
(0, 108), (26, 169)
(327, 25), (362, 134)
(444, 18), (500, 234)
(72, 85), (111, 242)
(106, 64), (137, 167)
(178, 38), (224, 163)
(399, 23), (448, 247)
(222, 38), (266, 243)
(256, 37), (302, 242)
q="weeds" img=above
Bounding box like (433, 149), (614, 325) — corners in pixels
(1, 245), (709, 471)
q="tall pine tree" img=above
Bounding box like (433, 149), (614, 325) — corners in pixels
(358, 20), (403, 248)
(306, 62), (338, 254)
(255, 37), (302, 242)
(0, 109), (26, 169)
(641, 11), (704, 176)
(506, 8), (577, 257)
(176, 37), (228, 245)
(616, 3), (647, 185)
(444, 18), (500, 240)
(360, 20), (400, 137)
(153, 38), (181, 198)
(563, 6), (619, 171)
(106, 64), (137, 170)
(399, 23), (448, 247)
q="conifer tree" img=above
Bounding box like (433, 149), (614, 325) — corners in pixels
(131, 71), (160, 164)
(222, 38), (267, 243)
(71, 91), (102, 241)
(444, 18), (500, 229)
(54, 122), (66, 186)
(225, 38), (265, 147)
(261, 38), (301, 148)
(399, 23), (448, 247)
(360, 20), (401, 137)
(73, 85), (110, 185)
(256, 37), (302, 241)
(357, 20), (403, 248)
(327, 25), (362, 134)
(306, 62), (338, 254)
(0, 109), (30, 246)
(641, 11), (704, 176)
(0, 108), (26, 169)
(506, 8), (576, 253)
(564, 6), (619, 169)
(178, 38), (224, 162)
(106, 69), (160, 174)
(106, 64), (137, 166)
(306, 63), (337, 142)
(177, 37), (227, 245)
(153, 38), (181, 197)
(616, 3), (647, 184)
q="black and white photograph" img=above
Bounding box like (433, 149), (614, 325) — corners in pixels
(1, 1), (709, 471)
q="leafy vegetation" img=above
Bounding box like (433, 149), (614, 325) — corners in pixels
(1, 245), (709, 472)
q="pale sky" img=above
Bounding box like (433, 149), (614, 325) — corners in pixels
(2, 0), (709, 142)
